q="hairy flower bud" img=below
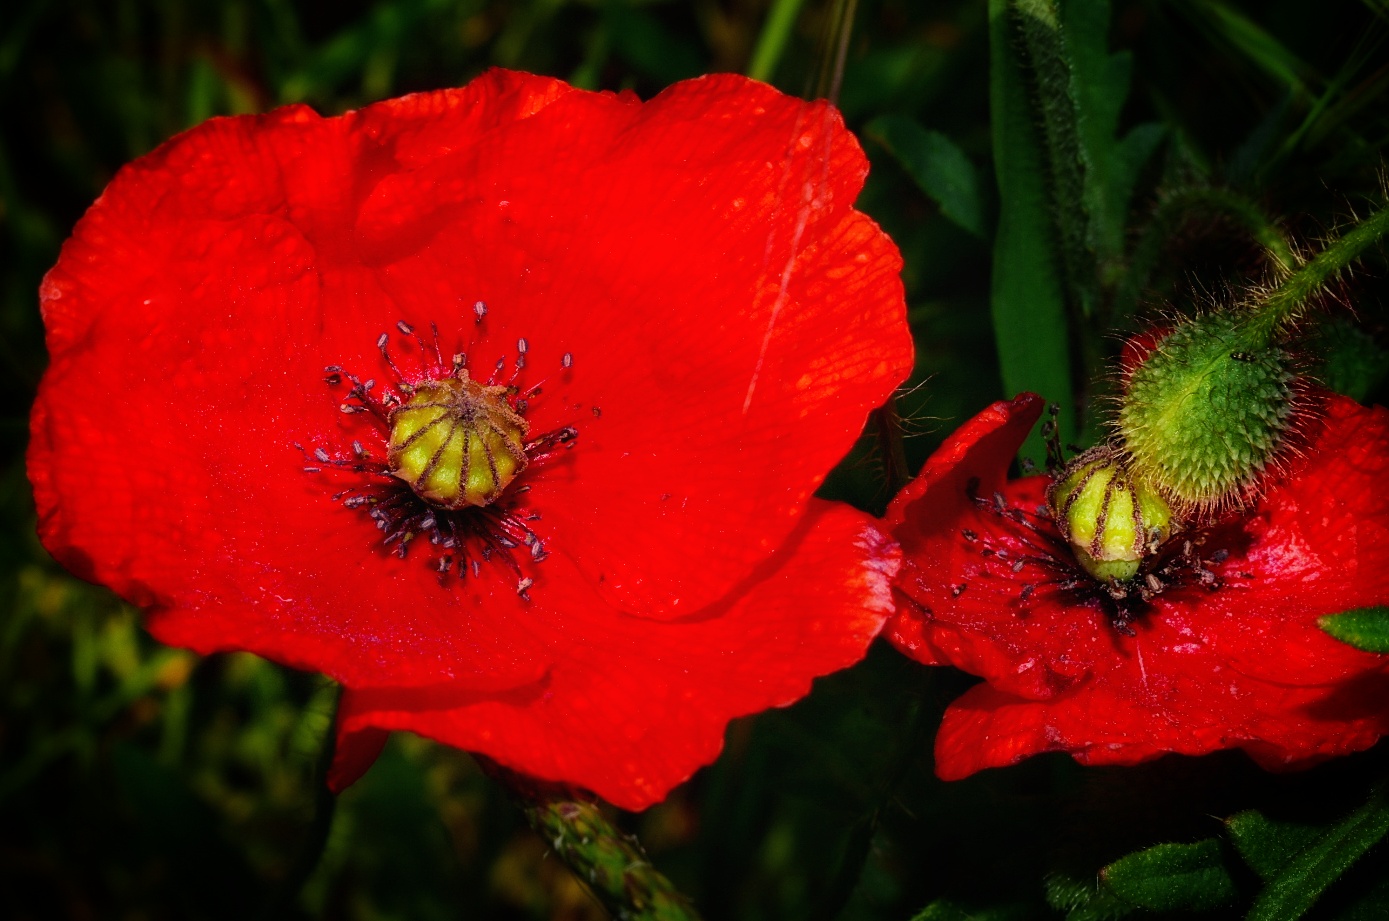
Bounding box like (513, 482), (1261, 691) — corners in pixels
(388, 373), (529, 509)
(1118, 312), (1297, 513)
(1048, 446), (1174, 583)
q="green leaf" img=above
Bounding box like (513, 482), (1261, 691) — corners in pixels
(866, 115), (991, 238)
(987, 0), (1075, 458)
(1226, 810), (1324, 882)
(1045, 871), (1135, 921)
(1099, 839), (1238, 912)
(1246, 787), (1389, 921)
(1058, 0), (1165, 298)
(1319, 607), (1389, 652)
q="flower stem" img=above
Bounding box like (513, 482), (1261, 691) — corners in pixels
(1247, 201), (1389, 345)
(1111, 185), (1295, 328)
(747, 0), (807, 83)
(522, 798), (703, 921)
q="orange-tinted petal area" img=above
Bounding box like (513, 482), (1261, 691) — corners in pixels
(886, 394), (1389, 780)
(28, 69), (910, 806)
(331, 501), (898, 810)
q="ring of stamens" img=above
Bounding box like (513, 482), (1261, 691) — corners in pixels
(959, 478), (1226, 635)
(300, 315), (578, 598)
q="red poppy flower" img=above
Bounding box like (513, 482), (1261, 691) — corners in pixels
(886, 392), (1389, 780)
(28, 69), (910, 809)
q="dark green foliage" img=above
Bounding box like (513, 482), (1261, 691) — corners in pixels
(1099, 839), (1237, 912)
(866, 114), (991, 239)
(4, 1), (1389, 919)
(987, 0), (1076, 458)
(1244, 789), (1389, 921)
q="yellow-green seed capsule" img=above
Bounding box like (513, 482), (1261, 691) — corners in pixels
(1048, 447), (1175, 583)
(387, 372), (529, 509)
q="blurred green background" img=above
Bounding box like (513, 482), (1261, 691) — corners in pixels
(3, 1), (1388, 918)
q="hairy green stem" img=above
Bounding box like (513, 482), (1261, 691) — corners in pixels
(1112, 185), (1296, 327)
(1162, 185), (1297, 275)
(1248, 201), (1389, 345)
(522, 798), (702, 921)
(1012, 0), (1098, 323)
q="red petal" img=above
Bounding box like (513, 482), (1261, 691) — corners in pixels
(884, 394), (1118, 698)
(327, 726), (390, 793)
(935, 635), (1389, 780)
(1181, 397), (1389, 687)
(889, 394), (1389, 780)
(332, 501), (898, 810)
(30, 71), (909, 700)
(31, 71), (910, 808)
(355, 73), (911, 616)
(884, 393), (1043, 661)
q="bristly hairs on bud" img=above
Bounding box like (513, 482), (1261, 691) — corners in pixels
(1115, 308), (1314, 517)
(1114, 197), (1389, 517)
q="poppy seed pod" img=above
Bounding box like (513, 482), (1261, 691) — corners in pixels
(1048, 446), (1174, 583)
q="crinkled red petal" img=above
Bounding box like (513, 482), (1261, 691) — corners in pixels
(886, 393), (1389, 779)
(29, 70), (910, 700)
(885, 394), (1120, 698)
(936, 647), (1389, 780)
(330, 501), (898, 810)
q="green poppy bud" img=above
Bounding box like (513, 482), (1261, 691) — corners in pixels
(1118, 312), (1297, 513)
